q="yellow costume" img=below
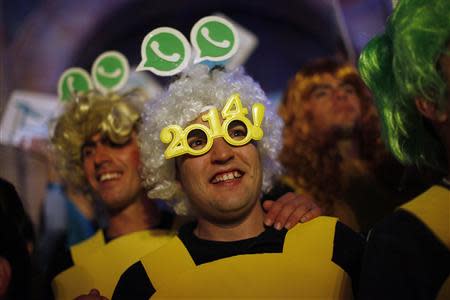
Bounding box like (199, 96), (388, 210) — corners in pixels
(141, 217), (353, 299)
(52, 229), (175, 300)
(400, 185), (449, 249)
(400, 185), (450, 299)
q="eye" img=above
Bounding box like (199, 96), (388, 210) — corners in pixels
(227, 120), (248, 141)
(310, 87), (330, 100)
(342, 84), (356, 95)
(81, 147), (95, 160)
(187, 129), (208, 150)
(102, 136), (127, 148)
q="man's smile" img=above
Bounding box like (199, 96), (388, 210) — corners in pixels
(211, 170), (244, 184)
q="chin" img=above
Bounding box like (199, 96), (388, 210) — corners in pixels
(219, 203), (257, 220)
(107, 202), (130, 214)
(207, 210), (252, 225)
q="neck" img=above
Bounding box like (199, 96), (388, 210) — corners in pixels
(106, 193), (160, 240)
(194, 203), (265, 242)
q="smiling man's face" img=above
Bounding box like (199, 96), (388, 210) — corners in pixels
(176, 114), (263, 225)
(82, 131), (143, 212)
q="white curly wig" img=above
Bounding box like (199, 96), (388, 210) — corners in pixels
(139, 64), (284, 215)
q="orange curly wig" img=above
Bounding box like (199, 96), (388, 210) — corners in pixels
(278, 58), (386, 224)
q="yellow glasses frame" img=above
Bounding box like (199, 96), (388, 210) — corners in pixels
(160, 93), (265, 159)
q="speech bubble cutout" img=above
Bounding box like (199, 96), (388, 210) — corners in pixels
(91, 51), (129, 94)
(57, 68), (93, 102)
(190, 16), (239, 64)
(137, 27), (191, 76)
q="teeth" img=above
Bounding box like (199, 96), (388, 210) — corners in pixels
(212, 171), (242, 183)
(99, 173), (121, 182)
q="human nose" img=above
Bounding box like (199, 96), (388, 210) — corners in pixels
(333, 87), (348, 101)
(93, 145), (112, 168)
(209, 137), (234, 164)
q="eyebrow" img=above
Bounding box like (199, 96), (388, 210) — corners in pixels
(310, 83), (333, 92)
(81, 140), (96, 151)
(81, 134), (105, 149)
(311, 82), (354, 91)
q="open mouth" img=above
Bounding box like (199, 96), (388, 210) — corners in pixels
(97, 172), (122, 182)
(211, 170), (243, 184)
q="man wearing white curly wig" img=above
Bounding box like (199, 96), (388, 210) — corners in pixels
(112, 65), (364, 299)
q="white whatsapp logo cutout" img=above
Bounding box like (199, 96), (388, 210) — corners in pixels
(190, 16), (239, 64)
(200, 27), (230, 48)
(67, 76), (76, 93)
(137, 16), (239, 77)
(57, 68), (93, 102)
(137, 27), (191, 76)
(91, 51), (129, 94)
(151, 40), (181, 63)
(97, 67), (122, 78)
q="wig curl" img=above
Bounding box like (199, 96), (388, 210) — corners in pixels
(359, 0), (450, 170)
(279, 58), (385, 216)
(51, 89), (146, 190)
(139, 64), (283, 215)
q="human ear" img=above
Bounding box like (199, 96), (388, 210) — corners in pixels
(415, 98), (448, 123)
(0, 257), (12, 298)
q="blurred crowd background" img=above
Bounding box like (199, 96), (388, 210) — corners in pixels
(1, 0), (394, 231)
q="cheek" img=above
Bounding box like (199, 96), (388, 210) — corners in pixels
(240, 145), (261, 171)
(311, 106), (331, 122)
(350, 96), (362, 110)
(83, 161), (97, 186)
(178, 159), (201, 188)
(126, 148), (142, 168)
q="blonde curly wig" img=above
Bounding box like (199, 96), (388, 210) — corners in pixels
(51, 89), (147, 190)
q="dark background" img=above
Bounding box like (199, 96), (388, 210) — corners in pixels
(0, 0), (393, 227)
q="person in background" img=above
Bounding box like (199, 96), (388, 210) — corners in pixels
(278, 58), (414, 232)
(48, 89), (179, 300)
(358, 0), (450, 298)
(23, 138), (96, 273)
(0, 178), (33, 300)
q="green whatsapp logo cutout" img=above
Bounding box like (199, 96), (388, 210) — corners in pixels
(92, 51), (129, 94)
(137, 27), (191, 76)
(190, 16), (239, 64)
(58, 68), (93, 102)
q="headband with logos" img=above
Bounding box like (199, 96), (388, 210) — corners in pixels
(136, 16), (239, 76)
(57, 51), (130, 102)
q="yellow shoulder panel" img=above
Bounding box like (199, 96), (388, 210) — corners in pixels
(144, 217), (352, 299)
(401, 185), (450, 249)
(53, 229), (175, 300)
(51, 265), (94, 300)
(70, 230), (105, 265)
(141, 236), (195, 291)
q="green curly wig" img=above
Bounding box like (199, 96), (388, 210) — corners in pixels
(359, 0), (450, 171)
